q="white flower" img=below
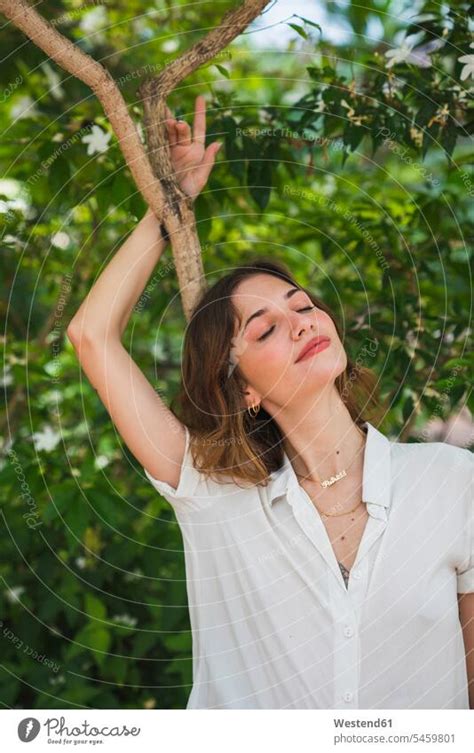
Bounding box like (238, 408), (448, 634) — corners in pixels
(10, 95), (39, 120)
(458, 42), (474, 81)
(94, 455), (110, 470)
(124, 568), (143, 583)
(81, 124), (111, 155)
(0, 364), (13, 387)
(43, 389), (63, 404)
(5, 585), (25, 603)
(322, 174), (336, 195)
(385, 34), (445, 69)
(40, 62), (64, 100)
(385, 36), (417, 67)
(9, 355), (26, 365)
(0, 196), (28, 215)
(31, 425), (61, 452)
(161, 38), (179, 53)
(75, 557), (87, 570)
(49, 674), (66, 686)
(452, 86), (470, 103)
(112, 613), (138, 628)
(51, 231), (70, 249)
(132, 18), (152, 39)
(151, 341), (166, 360)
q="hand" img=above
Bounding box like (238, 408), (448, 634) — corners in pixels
(165, 95), (222, 199)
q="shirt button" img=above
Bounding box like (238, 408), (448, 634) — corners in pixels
(344, 626), (354, 638)
(343, 691), (353, 702)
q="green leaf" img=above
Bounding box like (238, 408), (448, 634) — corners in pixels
(296, 16), (322, 34)
(84, 593), (107, 621)
(0, 665), (20, 706)
(63, 502), (91, 552)
(443, 357), (471, 369)
(194, 191), (213, 242)
(42, 482), (77, 523)
(95, 173), (115, 213)
(247, 153), (273, 210)
(343, 123), (365, 152)
(111, 173), (133, 209)
(441, 120), (457, 159)
(91, 490), (123, 527)
(103, 654), (127, 685)
(288, 23), (308, 40)
(341, 144), (351, 168)
(402, 394), (415, 422)
(214, 64), (230, 78)
(348, 2), (369, 35)
(415, 101), (438, 128)
(164, 632), (192, 652)
(49, 157), (71, 197)
(219, 115), (245, 180)
(68, 623), (111, 669)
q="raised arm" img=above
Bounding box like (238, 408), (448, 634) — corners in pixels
(66, 95), (221, 486)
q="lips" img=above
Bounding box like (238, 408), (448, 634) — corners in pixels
(295, 336), (331, 363)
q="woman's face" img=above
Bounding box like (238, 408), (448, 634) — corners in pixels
(230, 274), (347, 412)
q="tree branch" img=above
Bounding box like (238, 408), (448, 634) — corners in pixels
(140, 0), (270, 101)
(137, 0), (269, 319)
(0, 0), (269, 319)
(0, 0), (160, 211)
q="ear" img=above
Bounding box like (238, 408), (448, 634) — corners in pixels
(242, 388), (261, 411)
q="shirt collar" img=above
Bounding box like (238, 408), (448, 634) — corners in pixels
(265, 421), (392, 516)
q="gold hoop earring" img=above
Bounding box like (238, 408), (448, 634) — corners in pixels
(247, 403), (261, 417)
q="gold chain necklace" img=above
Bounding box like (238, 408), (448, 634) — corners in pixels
(313, 499), (364, 518)
(294, 427), (367, 517)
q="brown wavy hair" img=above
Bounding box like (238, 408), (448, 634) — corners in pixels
(170, 257), (385, 488)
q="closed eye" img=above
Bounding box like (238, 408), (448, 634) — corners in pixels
(257, 306), (315, 341)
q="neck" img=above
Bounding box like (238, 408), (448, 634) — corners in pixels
(276, 386), (366, 483)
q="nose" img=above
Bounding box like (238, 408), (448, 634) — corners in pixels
(290, 311), (316, 340)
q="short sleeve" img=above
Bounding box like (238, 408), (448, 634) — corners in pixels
(143, 425), (220, 514)
(456, 448), (474, 594)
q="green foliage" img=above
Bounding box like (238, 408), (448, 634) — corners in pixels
(0, 0), (472, 709)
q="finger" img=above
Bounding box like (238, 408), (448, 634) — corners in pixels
(165, 118), (178, 147)
(193, 94), (206, 146)
(165, 104), (177, 143)
(175, 119), (192, 146)
(193, 141), (221, 187)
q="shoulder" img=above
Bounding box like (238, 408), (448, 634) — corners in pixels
(143, 425), (257, 515)
(390, 437), (472, 475)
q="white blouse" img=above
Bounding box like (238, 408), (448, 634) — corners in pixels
(143, 421), (473, 709)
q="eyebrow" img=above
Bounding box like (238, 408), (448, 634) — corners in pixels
(243, 287), (302, 332)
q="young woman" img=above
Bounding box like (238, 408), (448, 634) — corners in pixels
(67, 95), (474, 711)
